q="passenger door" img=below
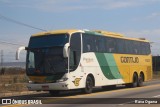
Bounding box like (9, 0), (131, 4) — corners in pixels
(69, 33), (84, 88)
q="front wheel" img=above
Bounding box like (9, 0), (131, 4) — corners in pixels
(83, 76), (94, 94)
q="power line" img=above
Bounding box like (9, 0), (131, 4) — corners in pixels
(0, 40), (25, 46)
(0, 13), (47, 32)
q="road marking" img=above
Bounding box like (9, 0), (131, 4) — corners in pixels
(153, 95), (160, 98)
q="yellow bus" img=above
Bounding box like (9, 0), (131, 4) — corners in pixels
(16, 29), (152, 95)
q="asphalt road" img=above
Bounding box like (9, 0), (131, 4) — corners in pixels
(0, 79), (160, 107)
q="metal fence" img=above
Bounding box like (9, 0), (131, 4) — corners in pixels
(152, 56), (160, 72)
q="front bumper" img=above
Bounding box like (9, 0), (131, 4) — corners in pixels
(27, 82), (69, 91)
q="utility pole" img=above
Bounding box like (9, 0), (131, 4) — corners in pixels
(0, 50), (3, 67)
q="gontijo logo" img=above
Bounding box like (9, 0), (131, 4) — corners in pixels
(121, 57), (139, 63)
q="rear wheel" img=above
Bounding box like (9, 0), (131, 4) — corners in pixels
(132, 73), (138, 87)
(83, 76), (94, 94)
(49, 90), (60, 96)
(126, 73), (138, 88)
(138, 73), (144, 87)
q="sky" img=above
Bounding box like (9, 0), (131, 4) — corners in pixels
(0, 0), (160, 62)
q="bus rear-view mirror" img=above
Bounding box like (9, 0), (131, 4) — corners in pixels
(16, 46), (26, 60)
(63, 43), (69, 58)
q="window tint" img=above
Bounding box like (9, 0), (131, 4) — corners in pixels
(83, 34), (96, 52)
(140, 42), (150, 55)
(70, 33), (81, 51)
(97, 36), (106, 52)
(132, 41), (141, 54)
(29, 34), (69, 48)
(82, 33), (150, 55)
(117, 39), (125, 53)
(106, 37), (117, 53)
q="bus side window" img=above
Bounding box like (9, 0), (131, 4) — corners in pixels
(106, 37), (117, 53)
(83, 34), (93, 52)
(117, 39), (125, 54)
(141, 42), (146, 54)
(132, 41), (139, 54)
(140, 42), (151, 55)
(146, 43), (151, 54)
(98, 36), (106, 52)
(125, 40), (133, 54)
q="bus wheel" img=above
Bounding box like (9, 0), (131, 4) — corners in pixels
(83, 76), (93, 94)
(132, 73), (138, 88)
(138, 73), (144, 87)
(49, 90), (60, 96)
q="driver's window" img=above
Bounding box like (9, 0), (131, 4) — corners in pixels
(28, 51), (35, 68)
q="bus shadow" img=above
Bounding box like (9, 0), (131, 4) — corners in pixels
(43, 85), (138, 97)
(0, 85), (148, 100)
(46, 84), (148, 98)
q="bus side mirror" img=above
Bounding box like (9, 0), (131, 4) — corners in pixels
(63, 43), (69, 58)
(16, 46), (26, 60)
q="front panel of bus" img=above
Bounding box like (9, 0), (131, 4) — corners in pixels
(26, 34), (69, 83)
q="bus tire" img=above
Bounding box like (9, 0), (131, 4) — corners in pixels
(49, 90), (60, 96)
(132, 73), (138, 88)
(83, 76), (94, 94)
(138, 73), (144, 87)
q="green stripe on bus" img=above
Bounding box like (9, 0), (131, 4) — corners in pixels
(104, 54), (122, 79)
(95, 53), (115, 79)
(95, 53), (122, 79)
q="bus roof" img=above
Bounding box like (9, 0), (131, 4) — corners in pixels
(32, 29), (81, 37)
(92, 30), (149, 42)
(93, 30), (124, 37)
(32, 29), (149, 42)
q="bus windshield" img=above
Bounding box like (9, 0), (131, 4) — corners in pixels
(28, 34), (69, 48)
(26, 34), (69, 76)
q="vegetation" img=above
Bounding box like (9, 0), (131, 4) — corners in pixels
(0, 67), (25, 75)
(0, 67), (29, 93)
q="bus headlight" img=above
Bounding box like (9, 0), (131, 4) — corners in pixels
(57, 78), (68, 82)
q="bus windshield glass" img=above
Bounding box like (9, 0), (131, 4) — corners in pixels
(28, 34), (69, 48)
(26, 34), (69, 76)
